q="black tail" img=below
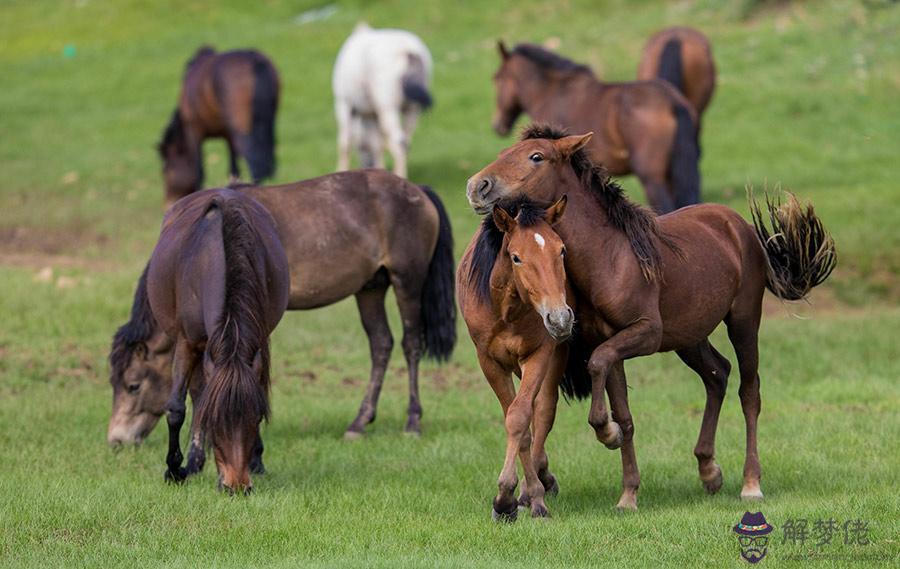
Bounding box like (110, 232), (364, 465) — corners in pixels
(657, 38), (684, 94)
(419, 186), (456, 361)
(402, 53), (433, 110)
(194, 200), (271, 445)
(559, 326), (592, 401)
(245, 57), (279, 182)
(750, 191), (837, 301)
(668, 102), (701, 209)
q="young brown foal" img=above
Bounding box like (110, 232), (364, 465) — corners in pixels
(459, 197), (575, 520)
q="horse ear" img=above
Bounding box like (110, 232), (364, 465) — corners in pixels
(492, 206), (516, 233)
(497, 40), (510, 60)
(555, 132), (593, 158)
(546, 195), (568, 225)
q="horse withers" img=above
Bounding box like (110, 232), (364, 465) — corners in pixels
(492, 42), (699, 213)
(333, 23), (433, 178)
(158, 47), (280, 205)
(466, 125), (836, 511)
(637, 27), (716, 124)
(108, 171), (456, 474)
(459, 196), (579, 521)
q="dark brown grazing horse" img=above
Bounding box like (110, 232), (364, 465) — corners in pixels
(158, 46), (280, 205)
(459, 197), (578, 520)
(637, 27), (716, 122)
(108, 170), (456, 474)
(492, 42), (700, 213)
(466, 125), (836, 513)
(145, 188), (289, 493)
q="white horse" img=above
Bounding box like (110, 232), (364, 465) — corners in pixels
(333, 23), (433, 178)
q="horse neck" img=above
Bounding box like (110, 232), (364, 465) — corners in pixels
(518, 67), (602, 121)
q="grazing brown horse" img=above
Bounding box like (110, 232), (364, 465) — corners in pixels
(145, 188), (290, 494)
(158, 47), (280, 205)
(492, 42), (700, 213)
(466, 125), (836, 512)
(459, 197), (576, 521)
(637, 27), (716, 122)
(108, 171), (456, 472)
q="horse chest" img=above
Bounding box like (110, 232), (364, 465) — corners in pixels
(488, 318), (545, 369)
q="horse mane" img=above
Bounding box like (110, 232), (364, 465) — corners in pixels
(109, 265), (157, 386)
(195, 197), (271, 443)
(512, 43), (593, 76)
(521, 124), (676, 282)
(469, 197), (549, 302)
(158, 110), (185, 158)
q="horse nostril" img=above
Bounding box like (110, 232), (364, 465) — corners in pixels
(478, 178), (492, 197)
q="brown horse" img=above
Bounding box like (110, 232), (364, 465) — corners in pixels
(144, 188), (290, 493)
(459, 197), (576, 521)
(466, 125), (836, 512)
(158, 47), (280, 205)
(108, 170), (456, 471)
(492, 42), (700, 213)
(637, 27), (716, 122)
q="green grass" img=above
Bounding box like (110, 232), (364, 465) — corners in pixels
(1, 0), (898, 567)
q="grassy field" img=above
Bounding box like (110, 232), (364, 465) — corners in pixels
(1, 0), (898, 567)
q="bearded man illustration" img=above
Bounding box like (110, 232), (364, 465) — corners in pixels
(733, 512), (774, 564)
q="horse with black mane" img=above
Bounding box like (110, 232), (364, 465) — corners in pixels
(492, 42), (700, 213)
(158, 46), (280, 205)
(466, 124), (835, 516)
(108, 170), (456, 476)
(144, 188), (289, 494)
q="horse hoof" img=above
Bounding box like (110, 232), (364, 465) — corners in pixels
(615, 498), (638, 512)
(602, 422), (623, 450)
(544, 476), (560, 497)
(492, 507), (518, 523)
(741, 486), (764, 501)
(343, 430), (364, 441)
(701, 466), (723, 495)
(164, 468), (186, 484)
(517, 493), (532, 509)
(531, 504), (551, 519)
(403, 427), (421, 438)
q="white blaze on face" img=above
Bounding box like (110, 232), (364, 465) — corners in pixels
(534, 233), (545, 249)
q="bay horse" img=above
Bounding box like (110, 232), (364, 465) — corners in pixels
(466, 124), (836, 512)
(108, 170), (456, 472)
(158, 46), (280, 205)
(492, 42), (699, 213)
(458, 197), (578, 521)
(637, 27), (716, 122)
(333, 23), (433, 178)
(146, 188), (290, 494)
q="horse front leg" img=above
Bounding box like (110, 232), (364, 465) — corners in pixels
(607, 361), (640, 511)
(530, 344), (565, 498)
(587, 318), (662, 449)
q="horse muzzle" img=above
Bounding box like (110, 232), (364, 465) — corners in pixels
(466, 176), (496, 214)
(541, 305), (574, 342)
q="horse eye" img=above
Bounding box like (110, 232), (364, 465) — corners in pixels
(560, 247), (566, 257)
(126, 383), (140, 394)
(529, 153), (544, 163)
(511, 254), (522, 265)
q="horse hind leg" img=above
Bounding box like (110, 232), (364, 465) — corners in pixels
(726, 309), (765, 500)
(390, 273), (425, 435)
(676, 339), (731, 495)
(377, 108), (408, 178)
(345, 275), (393, 439)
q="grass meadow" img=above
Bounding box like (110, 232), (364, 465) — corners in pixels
(1, 0), (898, 567)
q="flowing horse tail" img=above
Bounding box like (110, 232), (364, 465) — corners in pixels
(750, 191), (837, 301)
(194, 198), (271, 448)
(402, 53), (433, 110)
(246, 55), (279, 182)
(419, 185), (456, 361)
(657, 38), (684, 94)
(668, 97), (701, 209)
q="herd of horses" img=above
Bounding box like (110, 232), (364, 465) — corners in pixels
(107, 25), (836, 519)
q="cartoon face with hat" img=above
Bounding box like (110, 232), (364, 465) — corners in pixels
(734, 511), (774, 564)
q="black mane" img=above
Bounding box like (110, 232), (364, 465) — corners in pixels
(469, 198), (550, 302)
(109, 266), (157, 386)
(521, 124), (675, 282)
(512, 43), (593, 76)
(158, 109), (185, 159)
